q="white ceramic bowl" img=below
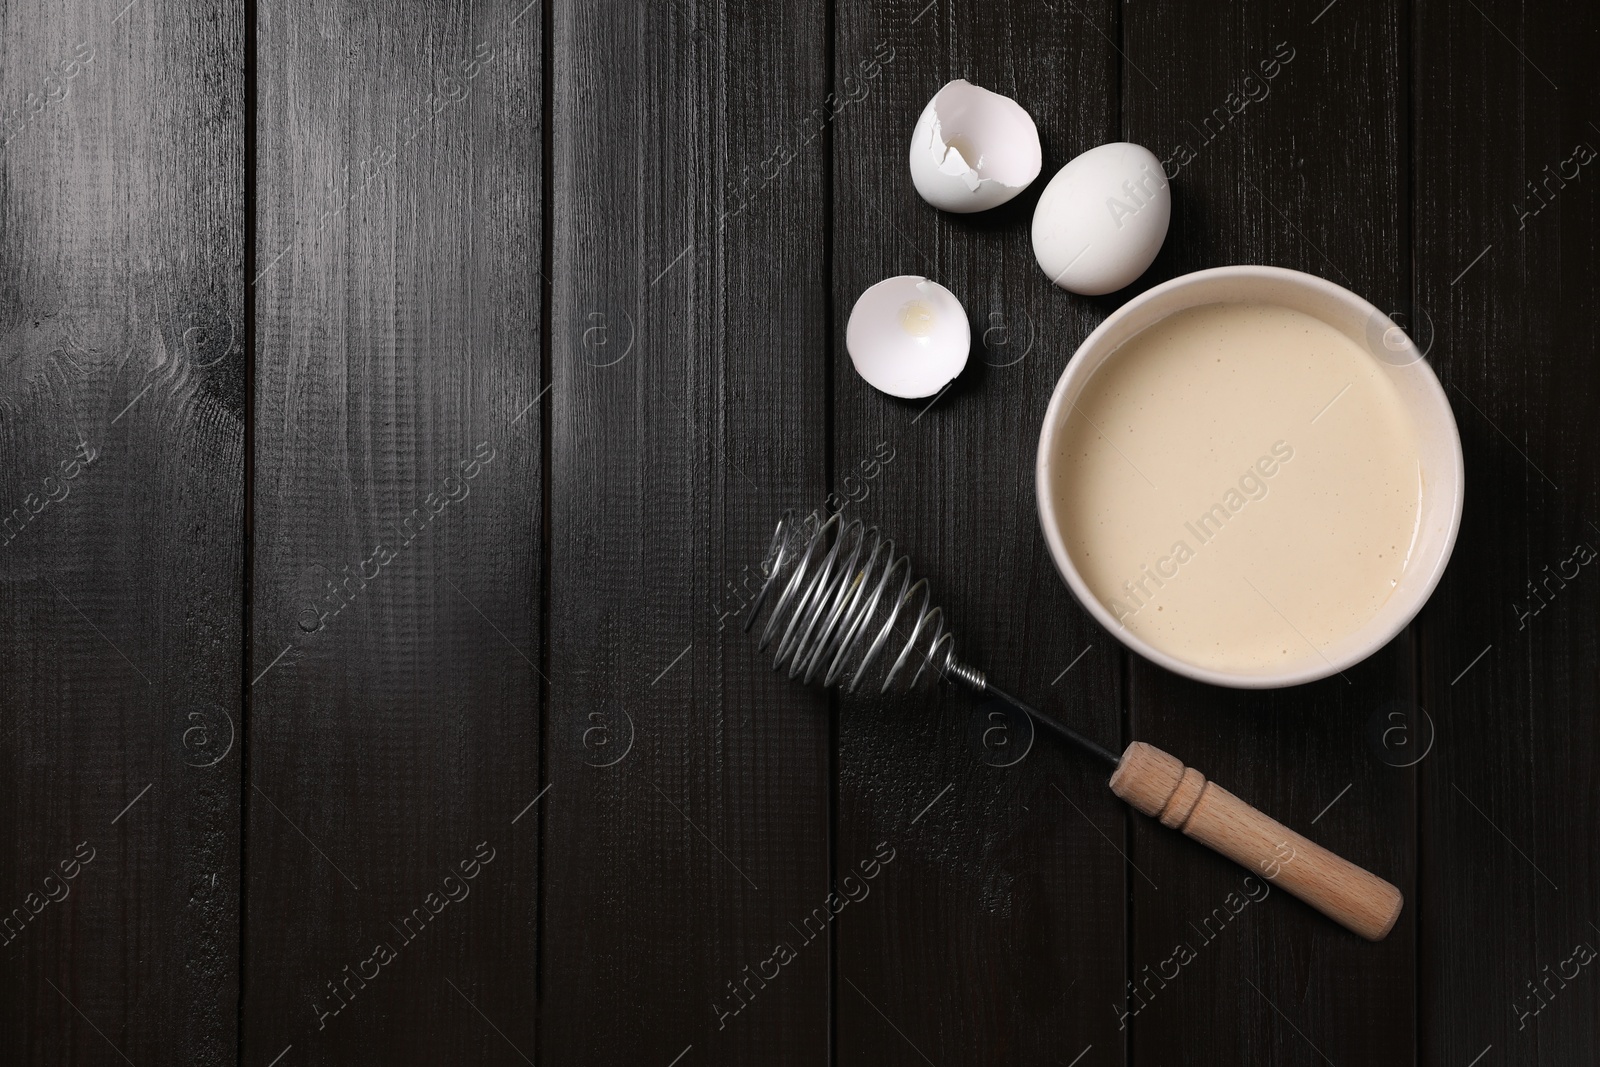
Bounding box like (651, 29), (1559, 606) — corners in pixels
(1036, 265), (1464, 689)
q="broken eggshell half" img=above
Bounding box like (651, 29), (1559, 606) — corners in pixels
(908, 80), (1042, 213)
(846, 276), (970, 399)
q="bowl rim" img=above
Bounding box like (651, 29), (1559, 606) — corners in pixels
(1034, 264), (1465, 689)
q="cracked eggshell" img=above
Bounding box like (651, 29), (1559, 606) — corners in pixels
(1031, 142), (1171, 295)
(908, 80), (1042, 213)
(846, 276), (970, 399)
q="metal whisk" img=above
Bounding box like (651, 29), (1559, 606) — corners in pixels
(745, 508), (1119, 767)
(742, 507), (1406, 943)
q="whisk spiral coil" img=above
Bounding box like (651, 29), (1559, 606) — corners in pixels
(745, 509), (974, 694)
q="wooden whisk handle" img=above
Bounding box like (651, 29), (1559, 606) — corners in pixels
(1109, 741), (1403, 941)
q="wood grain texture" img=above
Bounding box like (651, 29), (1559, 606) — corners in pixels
(0, 0), (243, 1063)
(4, 0), (1598, 1063)
(1413, 2), (1600, 1064)
(830, 2), (1128, 1064)
(1120, 0), (1417, 1062)
(247, 1), (541, 1064)
(539, 0), (833, 1062)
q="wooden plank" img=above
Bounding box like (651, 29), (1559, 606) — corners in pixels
(0, 1), (243, 1063)
(1412, 1), (1600, 1064)
(830, 2), (1127, 1064)
(539, 0), (833, 1063)
(1120, 0), (1417, 1062)
(246, 2), (541, 1064)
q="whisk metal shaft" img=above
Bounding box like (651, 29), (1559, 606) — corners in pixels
(746, 509), (1120, 770)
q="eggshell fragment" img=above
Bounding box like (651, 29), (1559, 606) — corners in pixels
(846, 276), (970, 399)
(1031, 142), (1171, 295)
(908, 80), (1042, 213)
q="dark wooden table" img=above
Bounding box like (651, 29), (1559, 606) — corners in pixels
(2, 0), (1596, 1063)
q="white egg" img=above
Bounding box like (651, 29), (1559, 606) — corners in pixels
(846, 276), (970, 399)
(908, 80), (1042, 214)
(1031, 142), (1171, 295)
